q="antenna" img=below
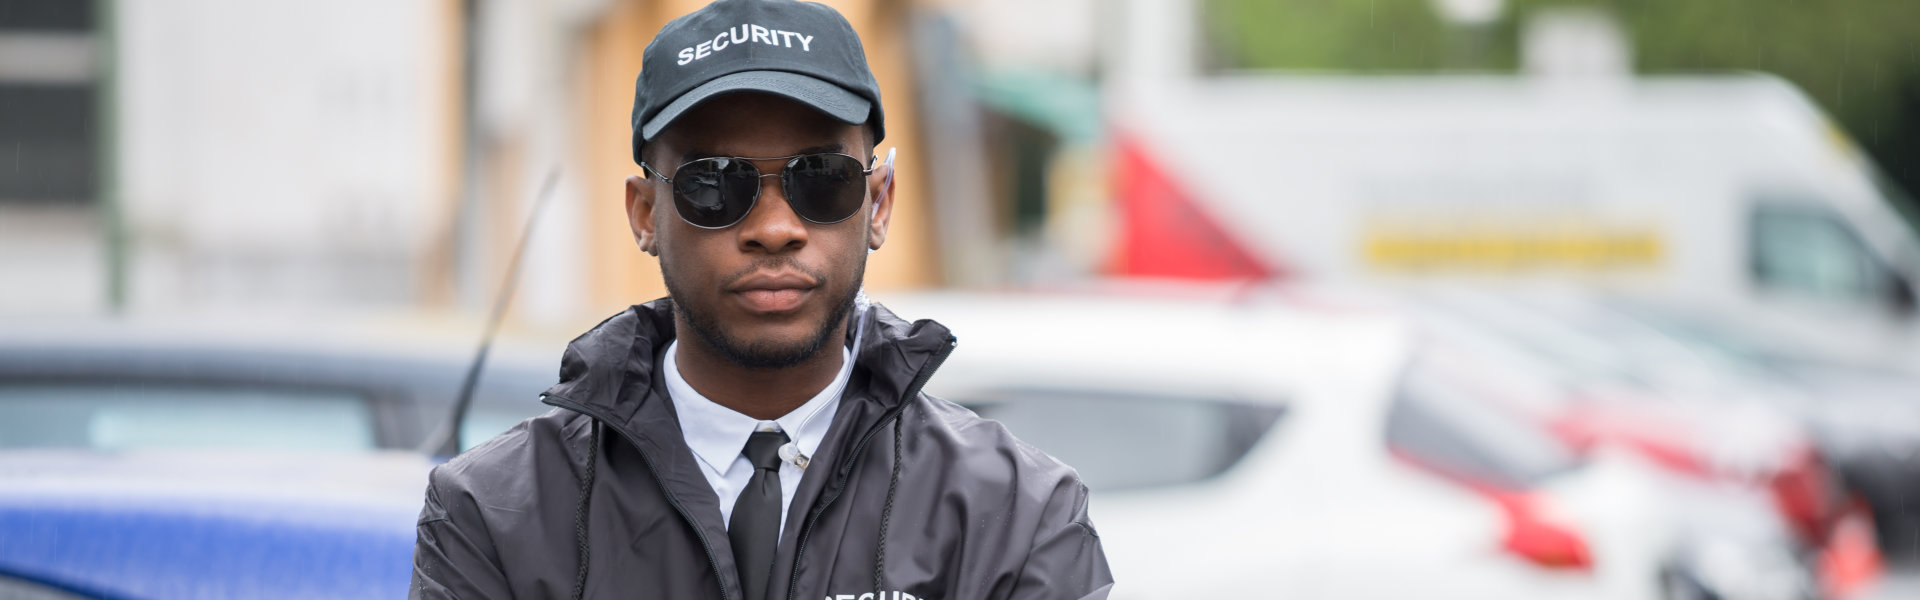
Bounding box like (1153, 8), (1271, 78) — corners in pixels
(423, 168), (562, 458)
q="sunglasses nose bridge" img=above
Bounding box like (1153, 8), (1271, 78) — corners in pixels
(747, 167), (796, 217)
(742, 163), (785, 197)
(753, 170), (784, 199)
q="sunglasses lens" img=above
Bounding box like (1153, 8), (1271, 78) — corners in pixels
(783, 154), (867, 224)
(672, 158), (758, 228)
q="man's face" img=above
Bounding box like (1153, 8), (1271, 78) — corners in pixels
(626, 93), (892, 369)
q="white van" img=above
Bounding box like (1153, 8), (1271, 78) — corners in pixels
(1104, 1), (1920, 368)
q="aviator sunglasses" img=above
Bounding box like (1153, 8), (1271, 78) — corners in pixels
(642, 149), (892, 229)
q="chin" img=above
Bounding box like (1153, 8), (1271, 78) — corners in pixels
(706, 315), (840, 370)
(723, 335), (828, 370)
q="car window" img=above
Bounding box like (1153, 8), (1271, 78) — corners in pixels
(957, 390), (1284, 492)
(1750, 202), (1888, 303)
(0, 384), (376, 451)
(1386, 357), (1580, 490)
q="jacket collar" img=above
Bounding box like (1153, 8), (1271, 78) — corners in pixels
(541, 297), (955, 446)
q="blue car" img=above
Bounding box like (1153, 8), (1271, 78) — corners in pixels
(0, 326), (556, 598)
(0, 450), (433, 599)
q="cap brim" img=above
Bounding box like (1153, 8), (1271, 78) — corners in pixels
(640, 70), (872, 142)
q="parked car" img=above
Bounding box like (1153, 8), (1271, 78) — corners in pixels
(884, 288), (1808, 600)
(0, 319), (558, 598)
(1597, 297), (1920, 562)
(0, 319), (557, 454)
(1406, 288), (1886, 597)
(0, 450), (431, 599)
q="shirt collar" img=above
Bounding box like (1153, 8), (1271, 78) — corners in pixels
(664, 319), (862, 477)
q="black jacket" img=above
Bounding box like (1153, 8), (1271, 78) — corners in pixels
(411, 300), (1113, 600)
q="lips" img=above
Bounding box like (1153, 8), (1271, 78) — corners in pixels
(729, 271), (818, 314)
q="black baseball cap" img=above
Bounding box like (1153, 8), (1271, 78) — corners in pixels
(631, 0), (885, 165)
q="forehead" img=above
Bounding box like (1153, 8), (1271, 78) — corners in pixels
(653, 93), (863, 160)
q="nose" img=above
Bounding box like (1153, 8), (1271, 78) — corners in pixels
(734, 169), (808, 254)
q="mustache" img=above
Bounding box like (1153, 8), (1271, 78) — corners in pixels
(721, 257), (828, 288)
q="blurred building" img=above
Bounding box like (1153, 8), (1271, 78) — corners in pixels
(10, 0), (1917, 361)
(116, 0), (459, 315)
(0, 0), (953, 329)
(0, 2), (109, 314)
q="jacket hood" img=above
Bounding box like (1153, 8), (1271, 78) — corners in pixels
(540, 298), (955, 434)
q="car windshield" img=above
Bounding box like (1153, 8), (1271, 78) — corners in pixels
(0, 384), (377, 451)
(958, 389), (1285, 492)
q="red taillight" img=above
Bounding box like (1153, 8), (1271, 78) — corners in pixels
(1770, 444), (1835, 545)
(1390, 448), (1595, 572)
(1492, 491), (1595, 571)
(1818, 496), (1884, 600)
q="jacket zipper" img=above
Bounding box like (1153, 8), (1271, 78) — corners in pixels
(785, 336), (956, 600)
(541, 393), (735, 600)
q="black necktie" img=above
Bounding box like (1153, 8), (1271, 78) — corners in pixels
(731, 430), (789, 600)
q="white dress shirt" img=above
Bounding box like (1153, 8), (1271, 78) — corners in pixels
(663, 327), (859, 541)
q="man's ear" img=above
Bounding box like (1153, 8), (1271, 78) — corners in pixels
(625, 174), (659, 256)
(866, 161), (895, 251)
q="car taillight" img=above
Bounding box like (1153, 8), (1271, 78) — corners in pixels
(1818, 496), (1883, 600)
(1769, 444), (1834, 545)
(1390, 448), (1595, 572)
(1491, 491), (1594, 571)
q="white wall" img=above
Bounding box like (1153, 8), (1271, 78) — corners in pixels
(118, 0), (453, 313)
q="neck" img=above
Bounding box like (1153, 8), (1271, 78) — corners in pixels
(671, 321), (848, 421)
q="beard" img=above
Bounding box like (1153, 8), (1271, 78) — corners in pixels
(662, 254), (865, 370)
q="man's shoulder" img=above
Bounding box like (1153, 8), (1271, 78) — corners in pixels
(420, 408), (590, 521)
(910, 394), (1087, 497)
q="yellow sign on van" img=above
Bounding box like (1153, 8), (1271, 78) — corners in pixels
(1364, 221), (1664, 272)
